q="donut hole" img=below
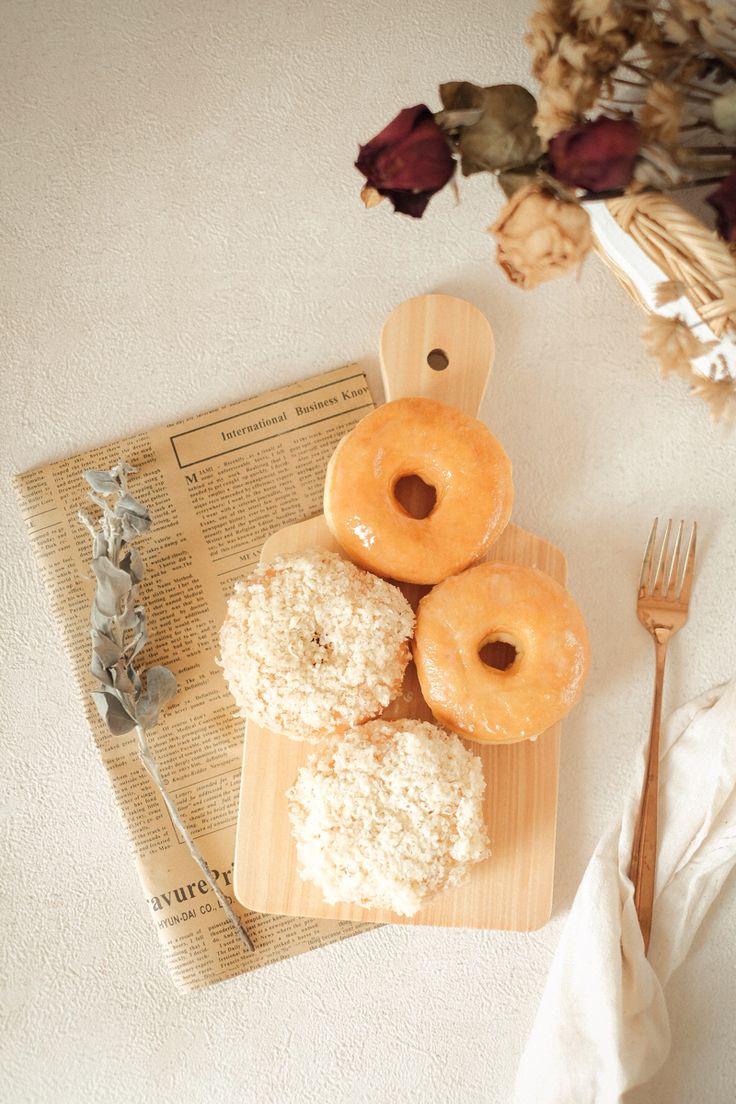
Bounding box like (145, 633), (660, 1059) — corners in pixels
(479, 635), (519, 672)
(427, 348), (449, 371)
(393, 474), (437, 519)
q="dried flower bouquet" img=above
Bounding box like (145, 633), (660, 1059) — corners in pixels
(356, 0), (736, 424)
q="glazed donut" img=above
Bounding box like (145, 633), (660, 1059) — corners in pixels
(414, 561), (590, 743)
(323, 397), (513, 585)
(219, 549), (414, 740)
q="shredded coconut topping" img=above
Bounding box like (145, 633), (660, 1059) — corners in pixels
(287, 719), (490, 915)
(219, 549), (414, 739)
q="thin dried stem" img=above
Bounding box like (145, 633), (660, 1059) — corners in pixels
(135, 726), (255, 952)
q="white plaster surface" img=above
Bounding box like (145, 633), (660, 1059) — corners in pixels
(2, 2), (735, 1102)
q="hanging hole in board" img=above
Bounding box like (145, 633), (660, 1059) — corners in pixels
(427, 348), (449, 372)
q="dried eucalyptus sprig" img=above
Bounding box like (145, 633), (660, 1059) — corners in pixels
(79, 462), (254, 953)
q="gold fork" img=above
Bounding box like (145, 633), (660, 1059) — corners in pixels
(629, 518), (697, 954)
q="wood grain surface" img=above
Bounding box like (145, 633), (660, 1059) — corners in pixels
(233, 294), (565, 930)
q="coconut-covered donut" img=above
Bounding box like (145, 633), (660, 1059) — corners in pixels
(219, 549), (414, 740)
(414, 562), (590, 744)
(323, 397), (513, 585)
(287, 719), (490, 915)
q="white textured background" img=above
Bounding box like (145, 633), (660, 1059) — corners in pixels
(2, 2), (736, 1102)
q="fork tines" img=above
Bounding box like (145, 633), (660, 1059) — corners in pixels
(639, 518), (697, 602)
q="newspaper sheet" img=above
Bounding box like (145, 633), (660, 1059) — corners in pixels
(15, 365), (375, 990)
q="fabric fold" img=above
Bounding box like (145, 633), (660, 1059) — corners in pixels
(514, 676), (736, 1104)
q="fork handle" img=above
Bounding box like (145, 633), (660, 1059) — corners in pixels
(629, 635), (668, 955)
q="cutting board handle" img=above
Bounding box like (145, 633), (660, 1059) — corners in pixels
(379, 293), (495, 418)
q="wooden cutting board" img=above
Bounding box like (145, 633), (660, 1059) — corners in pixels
(233, 294), (564, 930)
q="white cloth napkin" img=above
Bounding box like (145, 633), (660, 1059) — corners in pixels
(514, 675), (736, 1104)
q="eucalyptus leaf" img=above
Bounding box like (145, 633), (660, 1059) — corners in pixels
(84, 470), (121, 495)
(136, 665), (178, 730)
(439, 82), (543, 176)
(126, 609), (148, 659)
(120, 513), (152, 541)
(91, 555), (133, 616)
(120, 546), (144, 584)
(91, 630), (123, 667)
(111, 660), (137, 695)
(127, 663), (143, 696)
(91, 652), (114, 686)
(116, 493), (150, 520)
(117, 590), (140, 630)
(87, 490), (111, 512)
(91, 601), (113, 634)
(91, 690), (137, 735)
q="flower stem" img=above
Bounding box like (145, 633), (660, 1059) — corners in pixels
(583, 173), (731, 201)
(135, 725), (255, 953)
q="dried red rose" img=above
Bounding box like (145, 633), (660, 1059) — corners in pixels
(706, 172), (736, 241)
(355, 104), (455, 218)
(548, 116), (641, 193)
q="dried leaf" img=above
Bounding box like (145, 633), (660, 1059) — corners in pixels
(91, 555), (133, 616)
(127, 663), (143, 697)
(117, 590), (140, 631)
(434, 107), (485, 130)
(90, 652), (114, 687)
(125, 609), (148, 660)
(92, 531), (107, 560)
(121, 515), (151, 542)
(129, 632), (147, 660)
(120, 547), (144, 584)
(90, 602), (111, 633)
(91, 690), (137, 735)
(136, 666), (178, 729)
(84, 469), (120, 495)
(111, 661), (137, 695)
(87, 490), (111, 512)
(116, 493), (149, 519)
(91, 630), (123, 667)
(148, 665), (178, 702)
(116, 492), (151, 541)
(439, 82), (542, 176)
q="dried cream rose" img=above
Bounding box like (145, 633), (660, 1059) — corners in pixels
(489, 184), (592, 290)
